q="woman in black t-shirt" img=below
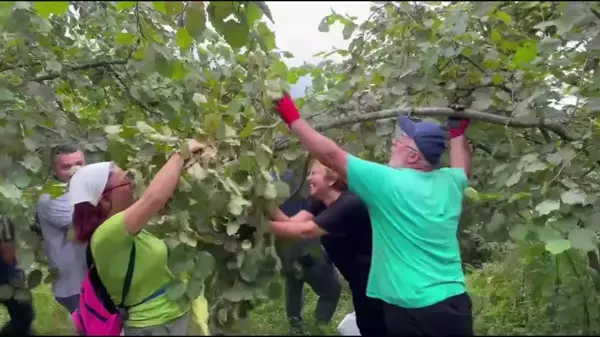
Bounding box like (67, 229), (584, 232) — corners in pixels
(271, 161), (386, 336)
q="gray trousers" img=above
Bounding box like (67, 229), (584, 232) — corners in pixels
(284, 256), (341, 325)
(55, 294), (80, 314)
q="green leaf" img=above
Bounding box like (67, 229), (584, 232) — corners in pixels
(0, 182), (22, 200)
(20, 154), (42, 173)
(464, 187), (480, 201)
(218, 308), (228, 324)
(568, 228), (597, 251)
(27, 269), (43, 289)
(116, 1), (136, 11)
(536, 226), (563, 244)
(203, 113), (221, 133)
(535, 200), (560, 216)
(209, 191), (229, 212)
(273, 181), (290, 199)
(46, 60), (62, 73)
(193, 93), (207, 105)
(472, 97), (493, 110)
(505, 171), (521, 187)
(104, 125), (121, 136)
(187, 163), (208, 182)
(153, 1), (167, 14)
(171, 60), (186, 81)
(222, 21), (249, 49)
(491, 29), (502, 43)
(228, 195), (251, 216)
(166, 280), (187, 301)
(240, 252), (258, 282)
(545, 239), (571, 255)
(194, 251), (216, 280)
(252, 1), (273, 22)
(245, 2), (263, 26)
(176, 28), (193, 50)
(154, 52), (172, 78)
(241, 239), (252, 250)
(226, 223), (240, 236)
(494, 11), (512, 25)
(239, 121), (255, 139)
(318, 17), (330, 32)
(185, 2), (206, 38)
(487, 213), (505, 233)
(560, 189), (587, 205)
(513, 42), (538, 67)
(256, 23), (276, 51)
(509, 224), (529, 242)
(179, 231), (197, 248)
(0, 88), (17, 102)
(263, 183), (277, 200)
(186, 277), (205, 300)
(34, 1), (69, 18)
(165, 2), (184, 16)
(116, 32), (137, 45)
(342, 23), (357, 40)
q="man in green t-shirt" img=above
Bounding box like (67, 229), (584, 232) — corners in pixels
(274, 94), (473, 336)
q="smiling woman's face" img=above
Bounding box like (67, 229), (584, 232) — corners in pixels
(308, 161), (334, 198)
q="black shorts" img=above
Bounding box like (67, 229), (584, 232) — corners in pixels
(383, 292), (473, 336)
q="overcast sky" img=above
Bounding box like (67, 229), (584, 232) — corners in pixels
(265, 1), (372, 67)
(264, 2), (372, 97)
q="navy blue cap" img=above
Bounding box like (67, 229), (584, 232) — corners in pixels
(397, 116), (447, 166)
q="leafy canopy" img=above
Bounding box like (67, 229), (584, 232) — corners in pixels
(3, 0), (600, 334)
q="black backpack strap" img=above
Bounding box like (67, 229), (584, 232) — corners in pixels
(87, 241), (137, 320)
(85, 243), (93, 269)
(119, 242), (137, 307)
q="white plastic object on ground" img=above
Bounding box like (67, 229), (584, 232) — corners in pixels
(337, 311), (361, 336)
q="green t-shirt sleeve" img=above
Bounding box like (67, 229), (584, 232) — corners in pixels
(347, 154), (395, 203)
(441, 168), (468, 191)
(91, 212), (133, 256)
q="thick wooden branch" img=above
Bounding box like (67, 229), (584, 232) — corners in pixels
(32, 59), (128, 82)
(314, 107), (578, 140)
(274, 106), (577, 151)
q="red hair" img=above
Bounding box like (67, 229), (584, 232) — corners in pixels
(72, 202), (108, 242)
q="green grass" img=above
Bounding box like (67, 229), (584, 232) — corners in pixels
(0, 281), (354, 335)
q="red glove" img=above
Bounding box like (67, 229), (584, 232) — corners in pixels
(448, 117), (470, 138)
(275, 93), (301, 127)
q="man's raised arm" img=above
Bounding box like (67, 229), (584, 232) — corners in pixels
(276, 94), (349, 180)
(448, 117), (472, 177)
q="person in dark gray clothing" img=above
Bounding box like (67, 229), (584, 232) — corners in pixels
(279, 198), (341, 334)
(35, 144), (87, 313)
(0, 216), (34, 335)
(273, 168), (341, 334)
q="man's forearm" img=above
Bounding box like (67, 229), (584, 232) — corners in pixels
(290, 120), (348, 179)
(270, 220), (327, 238)
(449, 135), (471, 177)
(270, 208), (290, 222)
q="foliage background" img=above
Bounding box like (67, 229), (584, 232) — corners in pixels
(1, 0), (600, 334)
